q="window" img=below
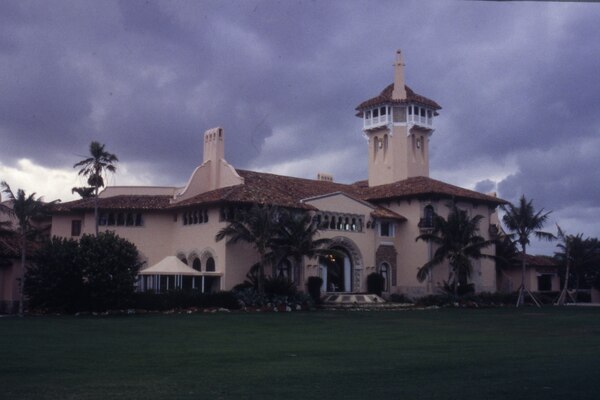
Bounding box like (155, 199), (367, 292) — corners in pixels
(107, 213), (116, 226)
(192, 257), (201, 271)
(71, 220), (82, 236)
(116, 213), (125, 226)
(125, 213), (134, 226)
(183, 209), (210, 225)
(205, 257), (216, 272)
(135, 213), (143, 226)
(424, 205), (435, 228)
(99, 213), (108, 226)
(537, 274), (553, 291)
(379, 221), (394, 237)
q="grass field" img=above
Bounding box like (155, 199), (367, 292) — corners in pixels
(1, 307), (600, 400)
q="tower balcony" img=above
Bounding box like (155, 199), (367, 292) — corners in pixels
(362, 104), (435, 131)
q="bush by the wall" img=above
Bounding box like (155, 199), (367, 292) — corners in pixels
(25, 232), (142, 313)
(388, 293), (413, 304)
(306, 276), (323, 304)
(367, 272), (385, 296)
(264, 275), (297, 296)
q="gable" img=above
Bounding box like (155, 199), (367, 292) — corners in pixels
(302, 192), (375, 215)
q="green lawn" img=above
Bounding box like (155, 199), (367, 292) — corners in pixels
(1, 308), (600, 400)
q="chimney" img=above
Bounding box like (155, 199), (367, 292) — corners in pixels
(317, 172), (333, 182)
(392, 50), (407, 100)
(203, 127), (224, 164)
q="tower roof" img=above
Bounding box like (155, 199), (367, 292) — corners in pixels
(355, 83), (441, 117)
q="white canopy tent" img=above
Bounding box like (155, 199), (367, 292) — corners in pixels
(138, 256), (202, 292)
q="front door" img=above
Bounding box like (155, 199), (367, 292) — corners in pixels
(319, 248), (352, 292)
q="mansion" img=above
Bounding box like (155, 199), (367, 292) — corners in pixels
(47, 51), (505, 298)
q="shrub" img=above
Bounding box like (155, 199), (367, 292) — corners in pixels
(26, 237), (85, 313)
(306, 276), (323, 304)
(264, 275), (296, 296)
(131, 290), (241, 311)
(233, 287), (312, 310)
(25, 232), (142, 313)
(389, 293), (413, 304)
(367, 272), (385, 296)
(79, 232), (143, 312)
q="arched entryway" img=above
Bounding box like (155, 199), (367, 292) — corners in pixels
(318, 237), (363, 293)
(320, 247), (353, 292)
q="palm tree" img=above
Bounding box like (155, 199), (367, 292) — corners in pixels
(0, 219), (14, 268)
(494, 233), (520, 292)
(416, 201), (494, 296)
(71, 186), (95, 199)
(554, 226), (600, 305)
(1, 181), (54, 315)
(73, 141), (118, 235)
(272, 210), (335, 286)
(501, 195), (555, 307)
(215, 204), (280, 294)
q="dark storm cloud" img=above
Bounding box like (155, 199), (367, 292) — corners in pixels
(1, 0), (599, 249)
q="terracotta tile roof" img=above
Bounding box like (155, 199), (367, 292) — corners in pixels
(0, 235), (40, 258)
(49, 172), (503, 214)
(358, 176), (506, 205)
(371, 206), (406, 221)
(516, 254), (558, 267)
(52, 195), (172, 212)
(170, 170), (363, 210)
(355, 84), (442, 116)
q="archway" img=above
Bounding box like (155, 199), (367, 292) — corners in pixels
(318, 237), (363, 293)
(320, 248), (352, 292)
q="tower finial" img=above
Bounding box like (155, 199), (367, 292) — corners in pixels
(392, 49), (407, 100)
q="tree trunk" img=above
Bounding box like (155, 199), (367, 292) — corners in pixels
(556, 247), (571, 306)
(517, 244), (527, 307)
(18, 233), (26, 316)
(94, 187), (99, 236)
(257, 250), (265, 294)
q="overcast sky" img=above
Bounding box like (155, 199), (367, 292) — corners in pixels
(1, 0), (599, 254)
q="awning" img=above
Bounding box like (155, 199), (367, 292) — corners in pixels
(139, 256), (202, 276)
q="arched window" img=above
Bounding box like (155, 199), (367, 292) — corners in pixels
(351, 218), (357, 231)
(203, 210), (209, 223)
(383, 134), (388, 155)
(205, 257), (216, 272)
(192, 257), (201, 271)
(424, 205), (435, 228)
(330, 216), (336, 230)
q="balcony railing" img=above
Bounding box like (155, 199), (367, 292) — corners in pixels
(407, 114), (433, 128)
(363, 114), (392, 129)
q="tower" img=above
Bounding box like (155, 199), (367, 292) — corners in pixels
(355, 50), (441, 187)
